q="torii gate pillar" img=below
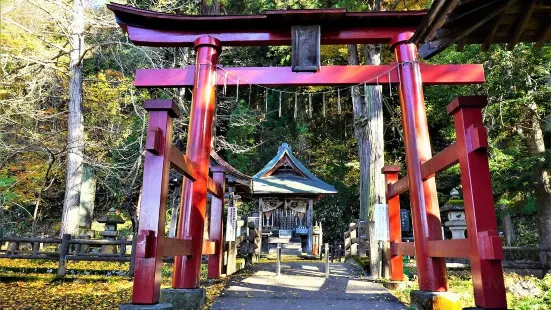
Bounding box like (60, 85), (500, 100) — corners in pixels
(391, 32), (448, 291)
(173, 36), (221, 289)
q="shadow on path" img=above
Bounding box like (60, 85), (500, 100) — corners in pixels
(212, 261), (406, 310)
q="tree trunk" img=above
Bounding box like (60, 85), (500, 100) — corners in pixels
(201, 0), (221, 15)
(60, 0), (85, 237)
(78, 164), (96, 231)
(348, 43), (386, 277)
(525, 102), (551, 257)
(168, 185), (182, 237)
(499, 204), (516, 246)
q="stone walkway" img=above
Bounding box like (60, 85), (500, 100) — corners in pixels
(211, 261), (406, 310)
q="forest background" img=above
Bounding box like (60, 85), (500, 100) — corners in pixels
(1, 0), (550, 252)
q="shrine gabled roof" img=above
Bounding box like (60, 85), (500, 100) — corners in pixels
(210, 151), (251, 186)
(252, 143), (337, 196)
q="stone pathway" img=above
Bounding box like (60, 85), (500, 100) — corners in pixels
(211, 261), (406, 310)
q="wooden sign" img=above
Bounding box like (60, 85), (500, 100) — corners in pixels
(291, 25), (321, 72)
(279, 230), (293, 238)
(374, 203), (390, 241)
(400, 209), (411, 232)
(225, 207), (237, 241)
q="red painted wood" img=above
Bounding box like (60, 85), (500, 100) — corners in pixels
(391, 242), (415, 257)
(108, 3), (425, 26)
(132, 100), (175, 304)
(420, 143), (459, 179)
(162, 238), (193, 256)
(392, 32), (448, 292)
(145, 127), (161, 155)
(448, 96), (507, 309)
(382, 166), (403, 281)
(169, 147), (198, 181)
(387, 176), (409, 199)
(208, 166), (226, 279)
(427, 239), (470, 259)
(207, 177), (224, 199)
(135, 64), (485, 87)
(388, 143), (460, 198)
(126, 25), (418, 47)
(107, 4), (424, 47)
(202, 241), (217, 255)
(173, 36), (221, 289)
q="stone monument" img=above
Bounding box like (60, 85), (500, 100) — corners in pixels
(97, 208), (125, 254)
(441, 188), (467, 239)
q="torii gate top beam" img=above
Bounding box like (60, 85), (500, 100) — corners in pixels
(107, 4), (425, 47)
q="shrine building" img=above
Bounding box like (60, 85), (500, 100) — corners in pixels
(253, 143), (336, 255)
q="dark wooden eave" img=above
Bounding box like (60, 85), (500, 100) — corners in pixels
(106, 3), (425, 47)
(411, 0), (551, 59)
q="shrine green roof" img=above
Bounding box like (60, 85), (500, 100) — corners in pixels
(252, 143), (337, 196)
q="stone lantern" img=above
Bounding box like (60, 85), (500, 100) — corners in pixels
(97, 207), (125, 254)
(441, 188), (467, 239)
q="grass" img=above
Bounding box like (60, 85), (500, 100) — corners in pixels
(0, 259), (230, 310)
(385, 269), (551, 309)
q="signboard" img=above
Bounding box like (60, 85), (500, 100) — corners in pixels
(400, 209), (411, 232)
(295, 226), (308, 235)
(374, 203), (390, 241)
(225, 207), (237, 242)
(279, 230), (293, 238)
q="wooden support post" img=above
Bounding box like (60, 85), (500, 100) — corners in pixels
(325, 243), (329, 278)
(132, 99), (180, 304)
(226, 185), (237, 275)
(307, 199), (313, 253)
(57, 234), (71, 277)
(173, 36), (221, 289)
(391, 32), (448, 291)
(382, 165), (404, 281)
(447, 96), (507, 309)
(258, 198), (263, 255)
(32, 241), (40, 255)
(276, 242), (281, 276)
(208, 166), (226, 279)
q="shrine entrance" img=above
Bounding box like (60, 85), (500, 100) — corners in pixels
(108, 4), (507, 310)
(253, 143), (337, 256)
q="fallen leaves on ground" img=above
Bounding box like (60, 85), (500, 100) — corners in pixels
(0, 259), (231, 310)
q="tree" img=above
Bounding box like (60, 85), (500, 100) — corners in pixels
(60, 0), (86, 237)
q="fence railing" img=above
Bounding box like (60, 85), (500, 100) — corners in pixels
(0, 234), (134, 276)
(344, 220), (367, 259)
(1, 227), (260, 278)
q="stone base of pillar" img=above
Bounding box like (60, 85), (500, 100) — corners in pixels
(463, 308), (510, 310)
(382, 280), (406, 290)
(119, 303), (173, 310)
(410, 290), (461, 310)
(160, 288), (205, 310)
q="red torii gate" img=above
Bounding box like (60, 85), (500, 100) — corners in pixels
(108, 4), (506, 309)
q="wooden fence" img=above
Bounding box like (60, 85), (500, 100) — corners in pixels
(0, 235), (134, 276)
(1, 217), (260, 278)
(344, 220), (367, 259)
(223, 218), (260, 275)
(340, 223), (551, 273)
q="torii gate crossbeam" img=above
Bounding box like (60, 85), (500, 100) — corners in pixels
(134, 64), (485, 88)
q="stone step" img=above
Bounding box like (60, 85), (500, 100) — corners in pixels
(267, 247), (303, 255)
(281, 243), (302, 249)
(268, 237), (302, 243)
(268, 237), (290, 244)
